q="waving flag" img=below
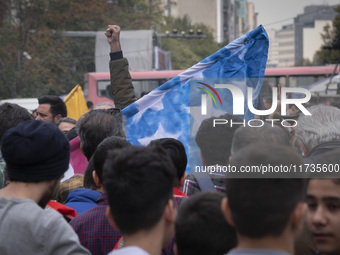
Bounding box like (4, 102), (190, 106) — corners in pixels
(64, 85), (88, 121)
(122, 25), (269, 173)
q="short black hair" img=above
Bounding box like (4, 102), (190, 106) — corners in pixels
(231, 123), (291, 156)
(76, 108), (125, 160)
(176, 191), (237, 255)
(149, 138), (187, 183)
(0, 103), (33, 144)
(66, 127), (78, 141)
(196, 113), (242, 166)
(86, 101), (94, 110)
(226, 143), (306, 238)
(38, 95), (67, 118)
(103, 145), (176, 235)
(83, 157), (98, 190)
(93, 136), (131, 184)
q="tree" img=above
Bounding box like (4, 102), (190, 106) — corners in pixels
(158, 15), (224, 70)
(0, 0), (163, 99)
(314, 7), (340, 65)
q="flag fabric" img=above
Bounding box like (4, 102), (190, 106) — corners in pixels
(122, 25), (269, 173)
(64, 85), (88, 120)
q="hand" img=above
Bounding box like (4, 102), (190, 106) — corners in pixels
(105, 25), (121, 52)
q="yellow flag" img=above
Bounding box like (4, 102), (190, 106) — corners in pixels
(64, 85), (88, 120)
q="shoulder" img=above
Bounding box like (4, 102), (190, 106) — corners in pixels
(0, 198), (90, 254)
(108, 246), (150, 255)
(69, 203), (109, 235)
(182, 174), (199, 195)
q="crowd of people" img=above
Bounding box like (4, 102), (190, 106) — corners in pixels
(0, 24), (340, 255)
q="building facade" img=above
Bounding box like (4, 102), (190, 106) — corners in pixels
(278, 24), (295, 67)
(294, 5), (337, 64)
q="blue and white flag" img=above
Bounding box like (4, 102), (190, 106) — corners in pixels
(122, 25), (269, 173)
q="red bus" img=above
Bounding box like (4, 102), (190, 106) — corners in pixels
(83, 65), (340, 106)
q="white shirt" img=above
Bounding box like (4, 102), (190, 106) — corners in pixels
(108, 246), (150, 255)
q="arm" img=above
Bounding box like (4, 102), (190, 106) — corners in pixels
(105, 25), (137, 109)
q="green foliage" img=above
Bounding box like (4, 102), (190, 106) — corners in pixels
(0, 0), (222, 99)
(159, 15), (223, 70)
(0, 0), (163, 99)
(314, 7), (340, 65)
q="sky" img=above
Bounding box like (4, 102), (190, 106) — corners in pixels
(251, 0), (340, 30)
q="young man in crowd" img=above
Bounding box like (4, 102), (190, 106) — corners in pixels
(35, 95), (67, 124)
(103, 146), (177, 255)
(175, 191), (237, 255)
(306, 149), (340, 255)
(221, 143), (307, 255)
(0, 120), (90, 254)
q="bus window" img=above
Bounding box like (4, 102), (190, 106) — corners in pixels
(98, 78), (167, 99)
(97, 80), (113, 99)
(288, 75), (327, 87)
(263, 76), (286, 87)
(132, 79), (167, 98)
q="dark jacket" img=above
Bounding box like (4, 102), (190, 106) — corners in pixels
(109, 57), (137, 109)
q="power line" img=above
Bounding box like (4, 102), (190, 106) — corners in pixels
(262, 5), (339, 28)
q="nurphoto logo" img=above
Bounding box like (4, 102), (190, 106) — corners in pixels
(197, 81), (312, 128)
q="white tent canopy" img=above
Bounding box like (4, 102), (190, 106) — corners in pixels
(305, 74), (340, 95)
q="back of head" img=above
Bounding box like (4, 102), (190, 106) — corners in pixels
(176, 191), (237, 255)
(0, 103), (33, 144)
(1, 120), (70, 182)
(231, 123), (291, 156)
(38, 95), (67, 118)
(93, 136), (131, 183)
(295, 105), (340, 152)
(226, 143), (306, 238)
(56, 117), (77, 127)
(103, 145), (176, 235)
(196, 113), (242, 166)
(76, 108), (126, 160)
(149, 138), (187, 183)
(57, 174), (84, 204)
(86, 101), (94, 110)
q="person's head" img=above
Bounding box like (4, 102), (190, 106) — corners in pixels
(307, 149), (340, 255)
(295, 105), (340, 156)
(0, 103), (33, 144)
(176, 191), (237, 255)
(262, 96), (273, 110)
(57, 174), (84, 204)
(289, 105), (299, 115)
(103, 146), (176, 247)
(230, 122), (291, 157)
(31, 109), (38, 119)
(307, 178), (340, 255)
(66, 127), (78, 141)
(1, 120), (70, 207)
(92, 136), (131, 191)
(36, 95), (67, 124)
(86, 101), (94, 111)
(149, 138), (187, 187)
(196, 113), (242, 166)
(222, 143), (306, 241)
(76, 108), (125, 160)
(56, 117), (77, 135)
